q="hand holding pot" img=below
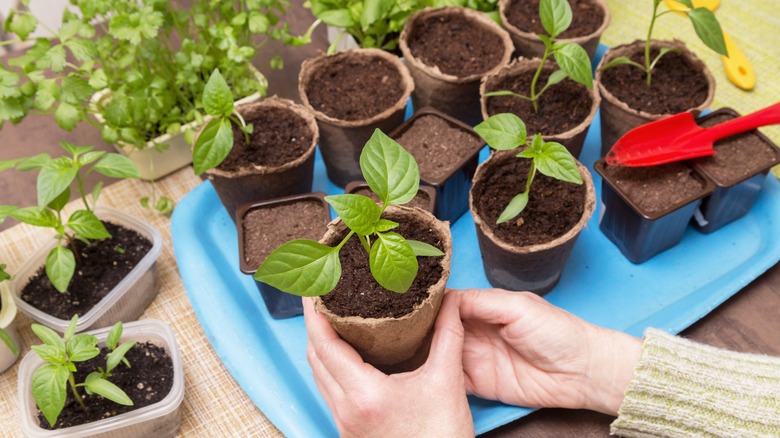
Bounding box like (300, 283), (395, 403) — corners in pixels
(303, 295), (473, 438)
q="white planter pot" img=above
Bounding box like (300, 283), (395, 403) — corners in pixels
(18, 319), (185, 438)
(0, 282), (21, 373)
(326, 25), (360, 52)
(11, 207), (162, 333)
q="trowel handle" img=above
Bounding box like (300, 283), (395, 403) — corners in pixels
(701, 102), (780, 141)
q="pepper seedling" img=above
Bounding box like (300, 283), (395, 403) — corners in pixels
(474, 113), (583, 224)
(0, 264), (19, 357)
(255, 129), (443, 296)
(31, 316), (134, 427)
(485, 0), (593, 113)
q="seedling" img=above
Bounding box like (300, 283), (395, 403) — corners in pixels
(600, 0), (727, 86)
(0, 264), (19, 357)
(0, 142), (140, 292)
(31, 316), (134, 427)
(485, 0), (593, 112)
(474, 113), (583, 224)
(255, 129), (444, 296)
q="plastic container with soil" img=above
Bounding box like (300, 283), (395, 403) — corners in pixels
(0, 282), (21, 373)
(595, 160), (715, 263)
(299, 49), (414, 187)
(313, 205), (452, 374)
(595, 40), (715, 156)
(236, 193), (331, 319)
(470, 150), (596, 294)
(480, 58), (600, 158)
(689, 108), (780, 233)
(11, 207), (162, 334)
(389, 108), (485, 221)
(399, 7), (513, 126)
(499, 0), (610, 60)
(205, 96), (318, 221)
(344, 181), (437, 214)
(17, 319), (184, 438)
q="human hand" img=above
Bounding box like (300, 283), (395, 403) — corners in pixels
(450, 288), (642, 415)
(303, 292), (474, 438)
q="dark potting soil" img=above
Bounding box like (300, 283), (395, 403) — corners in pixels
(394, 114), (484, 182)
(485, 66), (592, 135)
(602, 162), (705, 215)
(321, 215), (444, 319)
(21, 222), (152, 320)
(350, 187), (432, 211)
(305, 57), (404, 121)
(506, 0), (605, 38)
(474, 157), (585, 246)
(600, 47), (709, 115)
(217, 107), (313, 172)
(407, 13), (504, 77)
(694, 113), (779, 186)
(38, 342), (174, 430)
(242, 199), (330, 270)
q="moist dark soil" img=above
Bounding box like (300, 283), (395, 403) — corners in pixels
(38, 341), (174, 430)
(694, 113), (779, 185)
(394, 114), (484, 182)
(349, 187), (432, 212)
(506, 0), (605, 38)
(217, 107), (313, 172)
(305, 56), (404, 121)
(474, 157), (585, 246)
(485, 65), (592, 135)
(602, 162), (705, 215)
(601, 47), (709, 115)
(407, 13), (504, 77)
(241, 199), (330, 270)
(21, 222), (152, 320)
(321, 215), (444, 319)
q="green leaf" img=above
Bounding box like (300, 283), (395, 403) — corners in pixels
(106, 322), (122, 350)
(325, 194), (382, 235)
(91, 181), (103, 204)
(374, 218), (398, 232)
(474, 114), (527, 151)
(66, 333), (100, 362)
(38, 157), (77, 208)
(677, 0), (693, 7)
(648, 47), (678, 71)
(0, 158), (22, 172)
(45, 246), (76, 292)
(0, 264), (10, 282)
(31, 345), (65, 363)
(406, 239), (444, 257)
(8, 11), (37, 40)
(553, 42), (593, 89)
(546, 69), (568, 88)
(360, 129), (420, 206)
(108, 6), (163, 45)
(106, 341), (135, 373)
(67, 210), (110, 239)
(32, 363), (69, 427)
(361, 0), (392, 30)
(43, 44), (67, 73)
(497, 192), (529, 224)
(34, 79), (58, 111)
(255, 239), (342, 297)
(79, 151), (106, 166)
(687, 8), (727, 56)
(540, 0), (572, 39)
(84, 373), (133, 406)
(63, 314), (77, 343)
(484, 90), (529, 99)
(10, 207), (58, 227)
(61, 76), (93, 105)
(0, 328), (18, 357)
(47, 187), (70, 212)
(600, 56), (645, 72)
(249, 12), (270, 33)
(92, 153), (141, 179)
(202, 69), (234, 117)
(88, 69), (108, 89)
(58, 20), (81, 41)
(65, 39), (97, 62)
(60, 142), (93, 158)
(535, 142), (583, 184)
(17, 154), (52, 171)
(369, 232), (417, 293)
(31, 323), (65, 351)
(54, 102), (80, 131)
(193, 118), (234, 175)
(319, 9), (355, 27)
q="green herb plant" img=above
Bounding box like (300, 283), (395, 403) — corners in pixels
(424, 0), (501, 23)
(600, 0), (727, 86)
(256, 129), (443, 296)
(0, 264), (19, 358)
(474, 113), (583, 224)
(30, 316), (134, 427)
(0, 142), (140, 292)
(484, 0), (593, 113)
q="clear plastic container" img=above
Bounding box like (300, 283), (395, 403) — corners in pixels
(11, 207), (162, 333)
(17, 319), (184, 438)
(0, 281), (21, 373)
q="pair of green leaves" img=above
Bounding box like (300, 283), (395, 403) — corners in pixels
(307, 0), (419, 50)
(474, 113), (582, 224)
(255, 129), (443, 297)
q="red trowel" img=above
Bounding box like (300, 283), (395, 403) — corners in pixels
(606, 102), (780, 167)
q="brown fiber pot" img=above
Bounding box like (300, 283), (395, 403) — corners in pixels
(399, 7), (513, 126)
(299, 49), (414, 187)
(498, 0), (610, 60)
(480, 58), (600, 158)
(206, 96), (318, 221)
(470, 151), (596, 294)
(314, 205), (452, 373)
(595, 40), (715, 156)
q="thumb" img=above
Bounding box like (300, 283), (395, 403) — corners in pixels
(425, 290), (464, 371)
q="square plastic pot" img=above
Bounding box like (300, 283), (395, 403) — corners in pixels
(344, 181), (437, 214)
(11, 207), (162, 333)
(17, 319), (184, 438)
(0, 282), (21, 373)
(595, 160), (715, 263)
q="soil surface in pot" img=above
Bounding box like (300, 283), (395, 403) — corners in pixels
(349, 187), (432, 211)
(394, 114), (483, 182)
(485, 66), (592, 134)
(506, 0), (604, 38)
(694, 113), (779, 185)
(242, 200), (329, 270)
(305, 57), (404, 121)
(322, 216), (444, 319)
(21, 222), (152, 319)
(407, 13), (504, 77)
(474, 157), (585, 246)
(601, 163), (705, 214)
(600, 47), (709, 115)
(217, 107), (314, 172)
(38, 341), (173, 430)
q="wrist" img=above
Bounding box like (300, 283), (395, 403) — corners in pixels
(583, 326), (643, 415)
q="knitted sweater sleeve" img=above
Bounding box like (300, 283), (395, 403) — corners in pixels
(610, 328), (780, 438)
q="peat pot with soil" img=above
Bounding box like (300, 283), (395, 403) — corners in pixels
(399, 6), (513, 126)
(0, 273), (21, 373)
(344, 181), (437, 215)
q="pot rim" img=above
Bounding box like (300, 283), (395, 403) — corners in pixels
(498, 0), (611, 46)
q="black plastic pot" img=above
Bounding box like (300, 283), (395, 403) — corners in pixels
(344, 181), (437, 214)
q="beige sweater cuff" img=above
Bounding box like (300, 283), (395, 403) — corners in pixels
(610, 328), (780, 438)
